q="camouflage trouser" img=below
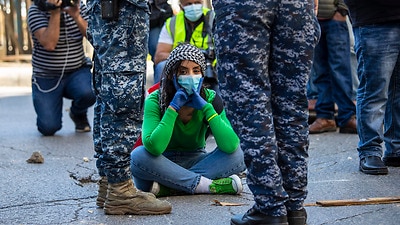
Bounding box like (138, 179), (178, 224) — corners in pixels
(86, 0), (149, 183)
(213, 0), (320, 216)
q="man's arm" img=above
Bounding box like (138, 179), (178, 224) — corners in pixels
(33, 0), (62, 51)
(154, 22), (173, 65)
(314, 0), (318, 15)
(65, 2), (88, 37)
(154, 42), (173, 65)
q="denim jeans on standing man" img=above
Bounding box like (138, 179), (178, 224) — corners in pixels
(149, 25), (162, 62)
(354, 24), (400, 159)
(312, 18), (356, 127)
(153, 60), (167, 84)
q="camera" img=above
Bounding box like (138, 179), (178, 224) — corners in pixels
(60, 0), (79, 8)
(201, 48), (216, 79)
(35, 0), (79, 11)
(201, 47), (220, 94)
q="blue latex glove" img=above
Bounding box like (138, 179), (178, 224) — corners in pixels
(173, 74), (181, 90)
(186, 89), (207, 110)
(170, 88), (189, 111)
(186, 78), (207, 110)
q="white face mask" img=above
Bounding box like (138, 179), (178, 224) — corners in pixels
(183, 4), (203, 22)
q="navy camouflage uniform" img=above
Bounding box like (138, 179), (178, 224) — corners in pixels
(213, 0), (320, 216)
(86, 0), (149, 184)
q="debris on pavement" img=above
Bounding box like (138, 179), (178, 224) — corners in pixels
(26, 151), (44, 164)
(212, 199), (247, 206)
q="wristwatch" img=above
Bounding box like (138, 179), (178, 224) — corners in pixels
(336, 8), (348, 16)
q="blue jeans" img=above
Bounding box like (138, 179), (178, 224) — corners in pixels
(308, 19), (359, 101)
(130, 146), (246, 194)
(153, 60), (166, 84)
(307, 67), (318, 99)
(148, 26), (162, 63)
(354, 24), (400, 159)
(31, 66), (95, 136)
(312, 19), (356, 127)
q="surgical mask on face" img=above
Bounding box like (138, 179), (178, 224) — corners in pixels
(183, 4), (203, 22)
(177, 74), (202, 95)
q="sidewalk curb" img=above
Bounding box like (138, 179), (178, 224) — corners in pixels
(0, 63), (32, 87)
(0, 61), (155, 88)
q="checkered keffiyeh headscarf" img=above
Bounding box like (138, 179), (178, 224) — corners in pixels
(163, 43), (206, 76)
(159, 44), (207, 115)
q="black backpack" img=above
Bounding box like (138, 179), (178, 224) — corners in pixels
(149, 0), (173, 28)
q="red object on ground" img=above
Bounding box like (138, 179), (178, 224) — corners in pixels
(132, 82), (160, 150)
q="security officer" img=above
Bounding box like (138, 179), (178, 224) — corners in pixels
(214, 0), (320, 224)
(86, 0), (171, 215)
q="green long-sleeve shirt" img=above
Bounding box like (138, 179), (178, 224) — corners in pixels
(142, 89), (240, 156)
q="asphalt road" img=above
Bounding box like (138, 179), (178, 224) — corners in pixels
(0, 86), (399, 225)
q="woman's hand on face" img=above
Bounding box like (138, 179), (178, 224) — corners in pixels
(173, 74), (181, 90)
(185, 78), (207, 110)
(186, 89), (207, 110)
(169, 88), (190, 111)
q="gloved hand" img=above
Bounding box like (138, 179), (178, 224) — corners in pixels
(186, 90), (207, 110)
(173, 74), (181, 90)
(170, 88), (189, 111)
(186, 78), (207, 110)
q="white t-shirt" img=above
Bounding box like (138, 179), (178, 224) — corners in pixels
(158, 23), (174, 45)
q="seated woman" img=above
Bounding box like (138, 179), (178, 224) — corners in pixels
(130, 44), (246, 197)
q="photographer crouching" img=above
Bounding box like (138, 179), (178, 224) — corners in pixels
(28, 0), (95, 136)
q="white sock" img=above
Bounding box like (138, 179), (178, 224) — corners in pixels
(194, 176), (213, 194)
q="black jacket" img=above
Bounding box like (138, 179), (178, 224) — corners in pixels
(318, 0), (348, 19)
(344, 0), (400, 27)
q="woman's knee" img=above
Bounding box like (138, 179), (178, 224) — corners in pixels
(229, 146), (245, 164)
(130, 146), (155, 174)
(130, 146), (147, 164)
(224, 147), (246, 175)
